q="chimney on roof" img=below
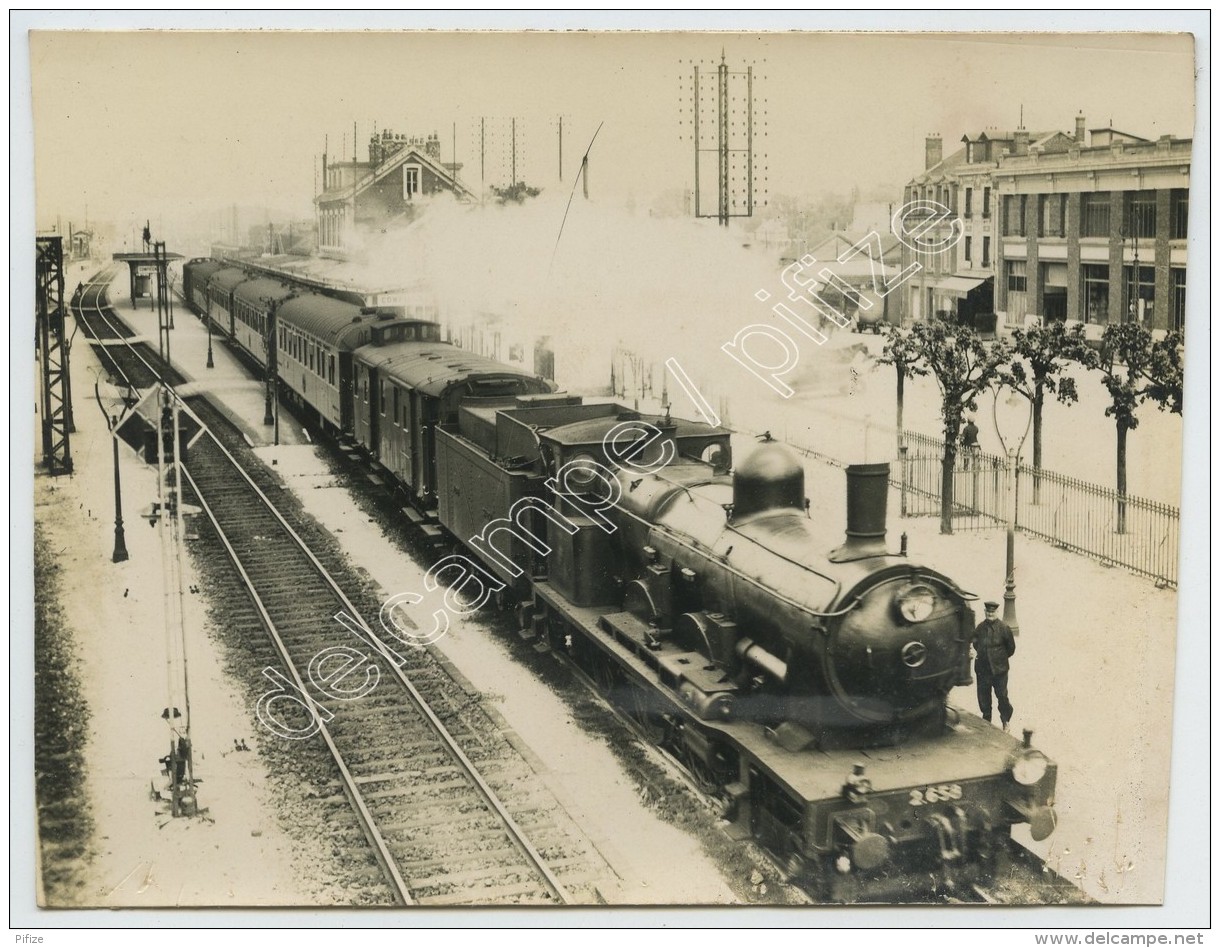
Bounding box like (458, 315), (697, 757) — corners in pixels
(425, 132), (441, 161)
(925, 133), (943, 170)
(1075, 112), (1086, 143)
(1014, 126), (1030, 157)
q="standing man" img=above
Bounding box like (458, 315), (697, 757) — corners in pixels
(961, 415), (981, 468)
(973, 601), (1016, 729)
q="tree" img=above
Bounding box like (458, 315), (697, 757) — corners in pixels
(1098, 324), (1184, 533)
(907, 319), (1010, 534)
(1147, 330), (1184, 416)
(875, 324), (928, 457)
(1001, 321), (1098, 501)
(491, 182), (541, 204)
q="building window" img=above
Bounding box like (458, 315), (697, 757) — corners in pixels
(1006, 259), (1027, 292)
(964, 188), (973, 217)
(404, 165), (421, 199)
(982, 236), (991, 267)
(1126, 190), (1157, 240)
(1170, 268), (1186, 332)
(1042, 263), (1068, 320)
(1083, 264), (1109, 323)
(964, 236), (972, 264)
(1124, 265), (1155, 324)
(1081, 192), (1111, 237)
(1040, 195), (1065, 237)
(1006, 260), (1028, 324)
(1003, 195), (1026, 237)
(1171, 189), (1188, 239)
(982, 187), (991, 219)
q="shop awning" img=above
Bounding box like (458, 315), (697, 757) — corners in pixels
(934, 275), (990, 298)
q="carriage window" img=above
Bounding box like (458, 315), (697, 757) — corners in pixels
(363, 377), (368, 402)
(380, 380), (387, 415)
(393, 387), (400, 425)
(329, 355), (335, 385)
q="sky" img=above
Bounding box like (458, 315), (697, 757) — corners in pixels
(26, 23), (1197, 237)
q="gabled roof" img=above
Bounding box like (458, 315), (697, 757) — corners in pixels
(317, 146), (473, 206)
(911, 144), (968, 183)
(808, 231), (902, 262)
(1030, 131), (1075, 152)
(1090, 127), (1149, 141)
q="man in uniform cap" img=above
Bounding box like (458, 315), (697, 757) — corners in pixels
(973, 601), (1016, 729)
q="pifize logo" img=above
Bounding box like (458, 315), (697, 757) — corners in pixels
(255, 199), (964, 741)
(667, 198), (963, 420)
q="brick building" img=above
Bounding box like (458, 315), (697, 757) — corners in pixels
(898, 127), (1059, 330)
(992, 116), (1191, 336)
(897, 116), (1191, 336)
(316, 128), (472, 256)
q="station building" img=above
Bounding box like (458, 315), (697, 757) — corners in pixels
(315, 128), (473, 257)
(897, 115), (1192, 337)
(991, 118), (1191, 336)
(898, 127), (1061, 331)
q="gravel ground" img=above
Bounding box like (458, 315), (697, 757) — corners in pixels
(33, 523), (94, 905)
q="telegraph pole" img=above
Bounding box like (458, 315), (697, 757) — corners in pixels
(691, 50), (760, 227)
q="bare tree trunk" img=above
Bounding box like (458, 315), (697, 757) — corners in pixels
(1116, 421), (1128, 534)
(896, 370), (905, 457)
(940, 444), (956, 535)
(1032, 384), (1044, 504)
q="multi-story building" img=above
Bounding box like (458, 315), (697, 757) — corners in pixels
(897, 116), (1191, 336)
(898, 127), (1060, 330)
(316, 128), (472, 256)
(992, 116), (1190, 335)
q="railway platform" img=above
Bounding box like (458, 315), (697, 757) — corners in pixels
(33, 313), (316, 907)
(97, 267), (310, 449)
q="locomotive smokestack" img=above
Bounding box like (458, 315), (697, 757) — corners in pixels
(830, 462), (890, 562)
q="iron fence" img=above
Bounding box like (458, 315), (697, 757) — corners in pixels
(1015, 463), (1179, 588)
(785, 426), (1178, 587)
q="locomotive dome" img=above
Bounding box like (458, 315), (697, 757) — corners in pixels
(732, 442), (805, 520)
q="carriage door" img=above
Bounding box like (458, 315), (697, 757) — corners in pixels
(339, 353), (354, 432)
(410, 391), (425, 498)
(368, 369), (381, 458)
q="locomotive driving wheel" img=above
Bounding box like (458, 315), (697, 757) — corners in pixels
(622, 687), (667, 744)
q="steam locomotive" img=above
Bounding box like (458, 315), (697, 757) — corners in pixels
(182, 257), (1058, 900)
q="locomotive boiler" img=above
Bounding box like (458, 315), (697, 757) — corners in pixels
(438, 398), (1058, 899)
(178, 257), (1058, 899)
(605, 442), (975, 750)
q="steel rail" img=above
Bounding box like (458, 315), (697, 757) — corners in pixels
(74, 270), (572, 905)
(185, 423), (571, 905)
(180, 464), (415, 905)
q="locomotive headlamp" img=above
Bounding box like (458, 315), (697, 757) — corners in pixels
(895, 583), (936, 623)
(1011, 749), (1049, 786)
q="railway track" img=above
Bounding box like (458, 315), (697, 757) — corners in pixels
(69, 269), (600, 905)
(69, 265), (1088, 907)
(73, 267), (185, 389)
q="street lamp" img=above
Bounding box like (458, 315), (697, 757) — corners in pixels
(205, 302), (215, 369)
(94, 380), (129, 563)
(992, 383), (1033, 635)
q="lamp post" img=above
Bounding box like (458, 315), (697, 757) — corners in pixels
(94, 381), (129, 563)
(205, 302), (215, 369)
(992, 383), (1033, 635)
